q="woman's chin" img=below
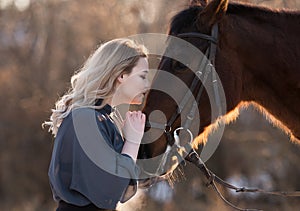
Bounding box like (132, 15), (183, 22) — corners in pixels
(131, 95), (144, 105)
(130, 100), (143, 105)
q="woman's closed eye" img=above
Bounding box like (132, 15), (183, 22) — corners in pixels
(140, 75), (147, 80)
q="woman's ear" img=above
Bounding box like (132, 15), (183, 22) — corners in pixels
(117, 73), (128, 83)
(117, 74), (124, 83)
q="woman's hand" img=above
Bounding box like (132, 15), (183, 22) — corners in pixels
(122, 111), (146, 144)
(121, 111), (145, 161)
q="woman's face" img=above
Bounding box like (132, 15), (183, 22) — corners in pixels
(114, 57), (150, 105)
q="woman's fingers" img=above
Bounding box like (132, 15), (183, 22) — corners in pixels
(122, 110), (146, 144)
(141, 113), (146, 122)
(126, 111), (145, 121)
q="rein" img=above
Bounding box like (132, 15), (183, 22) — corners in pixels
(144, 23), (300, 210)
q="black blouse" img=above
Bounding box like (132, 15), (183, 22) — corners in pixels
(48, 102), (140, 210)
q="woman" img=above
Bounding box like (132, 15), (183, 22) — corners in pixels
(44, 38), (150, 210)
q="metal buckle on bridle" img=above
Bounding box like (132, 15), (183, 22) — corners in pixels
(164, 124), (172, 133)
(169, 127), (194, 167)
(173, 127), (193, 148)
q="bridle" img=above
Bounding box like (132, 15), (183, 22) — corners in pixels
(141, 23), (219, 185)
(146, 23), (220, 148)
(143, 23), (300, 211)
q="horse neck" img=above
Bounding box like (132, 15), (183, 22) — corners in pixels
(218, 6), (300, 138)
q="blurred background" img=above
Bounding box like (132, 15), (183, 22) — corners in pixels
(0, 0), (299, 210)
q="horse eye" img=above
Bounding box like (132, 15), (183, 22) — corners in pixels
(172, 60), (188, 72)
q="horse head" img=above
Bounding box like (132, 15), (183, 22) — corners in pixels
(139, 0), (231, 178)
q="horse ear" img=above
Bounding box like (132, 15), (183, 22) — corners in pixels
(189, 0), (207, 7)
(197, 0), (228, 28)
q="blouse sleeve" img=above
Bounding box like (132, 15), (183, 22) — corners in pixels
(50, 108), (140, 209)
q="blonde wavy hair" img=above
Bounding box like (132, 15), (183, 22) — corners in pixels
(44, 38), (148, 136)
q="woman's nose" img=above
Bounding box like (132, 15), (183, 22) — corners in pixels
(145, 78), (150, 89)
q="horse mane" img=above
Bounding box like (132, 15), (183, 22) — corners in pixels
(193, 101), (298, 149)
(169, 2), (299, 35)
(227, 2), (300, 15)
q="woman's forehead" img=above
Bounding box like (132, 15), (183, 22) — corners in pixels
(131, 57), (149, 73)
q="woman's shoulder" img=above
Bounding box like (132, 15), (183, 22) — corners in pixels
(68, 107), (111, 124)
(56, 108), (95, 132)
(56, 106), (115, 139)
(70, 104), (112, 117)
(70, 107), (96, 117)
(74, 107), (116, 130)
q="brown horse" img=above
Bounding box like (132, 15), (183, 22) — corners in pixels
(139, 0), (300, 176)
